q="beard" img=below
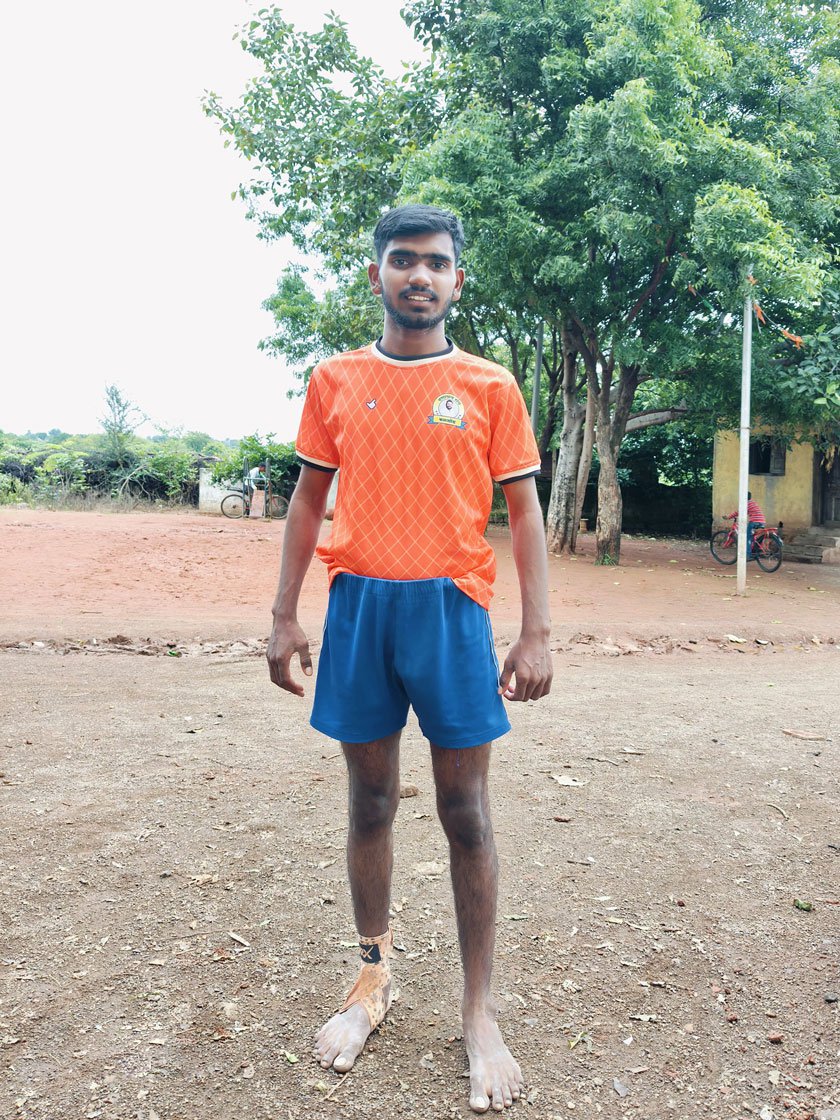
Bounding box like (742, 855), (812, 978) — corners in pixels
(382, 289), (453, 332)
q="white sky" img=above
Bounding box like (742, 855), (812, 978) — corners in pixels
(0, 1), (423, 442)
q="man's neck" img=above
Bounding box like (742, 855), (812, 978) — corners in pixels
(379, 321), (449, 358)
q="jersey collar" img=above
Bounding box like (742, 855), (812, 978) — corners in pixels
(372, 338), (457, 366)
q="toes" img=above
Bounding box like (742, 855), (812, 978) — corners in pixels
(505, 1072), (521, 1105)
(313, 1038), (353, 1072)
(318, 1047), (338, 1069)
(333, 1049), (357, 1073)
(470, 1070), (521, 1112)
(313, 1034), (340, 1069)
(469, 1082), (491, 1114)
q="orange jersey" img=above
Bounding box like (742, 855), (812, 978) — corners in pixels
(295, 343), (541, 608)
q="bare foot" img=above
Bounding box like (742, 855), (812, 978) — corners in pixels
(312, 988), (387, 1073)
(463, 1006), (524, 1113)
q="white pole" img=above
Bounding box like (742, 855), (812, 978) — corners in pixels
(530, 322), (543, 434)
(736, 288), (753, 596)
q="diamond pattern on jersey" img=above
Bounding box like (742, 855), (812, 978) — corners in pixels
(296, 345), (540, 608)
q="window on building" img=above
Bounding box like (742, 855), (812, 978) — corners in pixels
(749, 438), (786, 476)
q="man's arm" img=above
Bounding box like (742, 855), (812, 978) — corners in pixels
(498, 476), (553, 702)
(266, 464), (334, 695)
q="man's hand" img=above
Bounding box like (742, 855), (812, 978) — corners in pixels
(267, 618), (313, 696)
(498, 632), (553, 702)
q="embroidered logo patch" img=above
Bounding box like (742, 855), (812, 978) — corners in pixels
(366, 399), (377, 410)
(428, 394), (467, 430)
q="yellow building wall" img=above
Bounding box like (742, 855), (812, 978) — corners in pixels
(712, 433), (815, 532)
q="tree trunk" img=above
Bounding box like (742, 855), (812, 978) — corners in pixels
(572, 389), (596, 545)
(546, 336), (584, 554)
(546, 409), (584, 553)
(539, 326), (562, 459)
(594, 427), (622, 564)
(594, 363), (640, 564)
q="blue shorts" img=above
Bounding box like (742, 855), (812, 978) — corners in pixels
(311, 574), (511, 749)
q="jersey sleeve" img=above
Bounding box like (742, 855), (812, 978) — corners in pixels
(487, 375), (542, 483)
(295, 366), (339, 472)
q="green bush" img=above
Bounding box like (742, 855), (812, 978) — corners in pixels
(38, 452), (88, 495)
(0, 430), (206, 507)
(0, 472), (31, 505)
(211, 434), (300, 498)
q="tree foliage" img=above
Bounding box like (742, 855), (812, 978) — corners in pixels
(0, 390), (232, 507)
(203, 13), (440, 266)
(205, 0), (840, 556)
(210, 433), (300, 497)
(100, 384), (145, 468)
(259, 268), (382, 386)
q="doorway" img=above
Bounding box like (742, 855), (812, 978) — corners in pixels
(821, 452), (840, 525)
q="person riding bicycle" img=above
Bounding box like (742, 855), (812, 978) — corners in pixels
(726, 492), (765, 556)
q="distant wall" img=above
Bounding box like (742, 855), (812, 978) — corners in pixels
(198, 467), (236, 515)
(712, 433), (815, 532)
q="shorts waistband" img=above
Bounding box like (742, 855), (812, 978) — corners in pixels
(334, 573), (456, 602)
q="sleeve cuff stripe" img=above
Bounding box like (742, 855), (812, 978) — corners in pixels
(297, 454), (338, 473)
(494, 465), (542, 484)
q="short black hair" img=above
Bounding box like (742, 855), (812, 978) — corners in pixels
(373, 204), (465, 264)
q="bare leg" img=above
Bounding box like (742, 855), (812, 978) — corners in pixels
(313, 732), (401, 1073)
(431, 742), (524, 1114)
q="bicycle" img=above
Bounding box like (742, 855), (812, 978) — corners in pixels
(220, 487), (289, 520)
(709, 517), (783, 572)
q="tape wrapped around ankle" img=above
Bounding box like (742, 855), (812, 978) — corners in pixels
(340, 927), (393, 1031)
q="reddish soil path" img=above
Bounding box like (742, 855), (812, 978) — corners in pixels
(2, 508), (839, 647)
(2, 507), (839, 1120)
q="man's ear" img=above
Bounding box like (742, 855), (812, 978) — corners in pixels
(451, 267), (465, 303)
(368, 261), (381, 294)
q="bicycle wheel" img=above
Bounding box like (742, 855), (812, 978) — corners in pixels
(710, 529), (737, 565)
(755, 533), (782, 573)
(268, 494), (289, 520)
(221, 492), (246, 519)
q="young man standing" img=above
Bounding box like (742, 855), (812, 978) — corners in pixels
(267, 204), (552, 1114)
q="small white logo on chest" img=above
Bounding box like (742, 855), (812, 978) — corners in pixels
(366, 399), (377, 410)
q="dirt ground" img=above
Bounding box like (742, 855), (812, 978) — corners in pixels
(1, 508), (838, 1120)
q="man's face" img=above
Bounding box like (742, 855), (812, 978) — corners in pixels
(368, 232), (465, 333)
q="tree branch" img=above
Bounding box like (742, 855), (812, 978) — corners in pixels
(623, 235), (676, 328)
(625, 405), (690, 433)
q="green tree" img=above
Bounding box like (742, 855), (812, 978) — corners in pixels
(100, 385), (145, 468)
(203, 13), (439, 265)
(260, 268), (382, 385)
(402, 0), (832, 560)
(768, 280), (840, 438)
(207, 0), (838, 562)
